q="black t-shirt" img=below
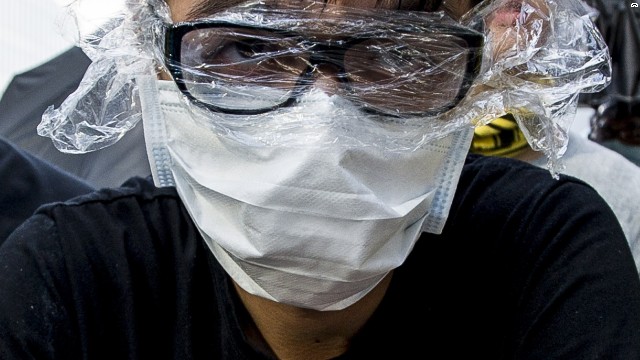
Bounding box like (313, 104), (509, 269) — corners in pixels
(1, 154), (639, 359)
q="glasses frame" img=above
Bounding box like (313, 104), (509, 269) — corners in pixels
(163, 20), (484, 116)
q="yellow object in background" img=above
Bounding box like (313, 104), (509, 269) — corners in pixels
(470, 114), (529, 158)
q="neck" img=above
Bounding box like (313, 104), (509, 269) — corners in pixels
(233, 272), (393, 360)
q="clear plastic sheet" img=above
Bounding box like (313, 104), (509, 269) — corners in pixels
(38, 0), (611, 175)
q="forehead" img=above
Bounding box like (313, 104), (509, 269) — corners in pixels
(165, 0), (476, 22)
(165, 0), (196, 21)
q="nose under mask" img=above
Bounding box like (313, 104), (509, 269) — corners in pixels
(139, 77), (473, 310)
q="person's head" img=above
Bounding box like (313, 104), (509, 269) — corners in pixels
(41, 0), (608, 159)
(38, 0), (612, 310)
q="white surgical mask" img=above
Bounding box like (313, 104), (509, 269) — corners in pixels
(138, 76), (473, 311)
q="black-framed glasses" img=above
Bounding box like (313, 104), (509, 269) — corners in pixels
(163, 20), (483, 116)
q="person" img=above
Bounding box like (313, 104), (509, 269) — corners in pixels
(0, 136), (94, 242)
(471, 113), (640, 272)
(1, 0), (639, 359)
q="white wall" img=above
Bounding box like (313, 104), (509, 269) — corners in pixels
(0, 0), (73, 94)
(0, 0), (125, 96)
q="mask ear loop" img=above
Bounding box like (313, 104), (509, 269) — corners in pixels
(138, 74), (176, 187)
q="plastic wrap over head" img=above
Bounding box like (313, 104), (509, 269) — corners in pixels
(460, 0), (611, 173)
(36, 0), (165, 153)
(38, 0), (611, 174)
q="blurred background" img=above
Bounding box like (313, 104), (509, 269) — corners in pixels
(1, 0), (125, 95)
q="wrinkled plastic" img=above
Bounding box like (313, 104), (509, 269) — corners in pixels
(38, 0), (612, 175)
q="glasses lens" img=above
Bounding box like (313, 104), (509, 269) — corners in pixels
(179, 27), (310, 111)
(344, 36), (474, 114)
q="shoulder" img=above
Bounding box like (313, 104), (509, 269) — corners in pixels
(457, 153), (599, 209)
(0, 178), (219, 359)
(0, 175), (203, 307)
(389, 155), (640, 357)
(36, 176), (182, 222)
(447, 154), (631, 270)
(4, 176), (195, 260)
(458, 154), (633, 247)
